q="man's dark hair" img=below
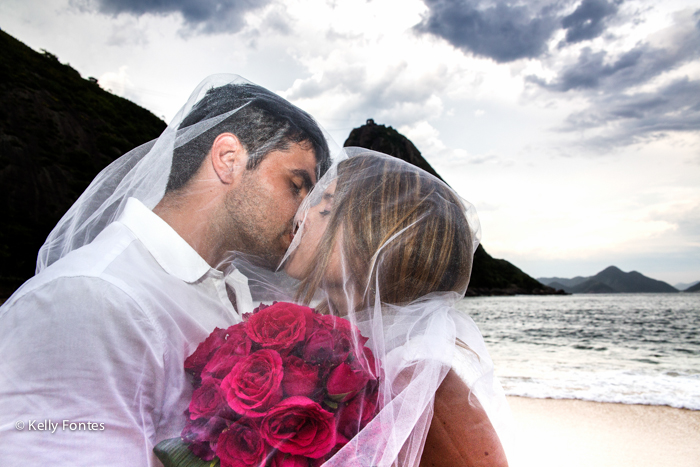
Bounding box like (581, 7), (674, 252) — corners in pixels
(166, 83), (331, 192)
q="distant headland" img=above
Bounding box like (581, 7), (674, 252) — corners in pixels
(538, 266), (695, 293)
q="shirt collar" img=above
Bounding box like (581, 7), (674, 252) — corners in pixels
(118, 198), (212, 283)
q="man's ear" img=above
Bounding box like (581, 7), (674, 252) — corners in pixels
(210, 133), (247, 184)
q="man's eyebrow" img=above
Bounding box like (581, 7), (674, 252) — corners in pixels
(291, 169), (314, 191)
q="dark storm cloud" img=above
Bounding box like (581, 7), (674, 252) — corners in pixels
(532, 17), (700, 94)
(529, 9), (700, 147)
(414, 0), (561, 63)
(529, 44), (660, 92)
(90, 0), (274, 34)
(561, 0), (619, 44)
(561, 78), (700, 147)
(414, 0), (624, 62)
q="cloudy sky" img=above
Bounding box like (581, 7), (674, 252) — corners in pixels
(2, 0), (699, 285)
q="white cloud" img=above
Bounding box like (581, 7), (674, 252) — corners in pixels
(2, 0), (699, 282)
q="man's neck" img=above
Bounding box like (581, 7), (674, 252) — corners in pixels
(153, 193), (224, 268)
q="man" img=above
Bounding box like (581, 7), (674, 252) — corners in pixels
(0, 77), (330, 465)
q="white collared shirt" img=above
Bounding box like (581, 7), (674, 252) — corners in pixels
(0, 198), (253, 466)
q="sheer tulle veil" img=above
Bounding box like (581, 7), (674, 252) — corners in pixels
(34, 71), (512, 466)
(35, 74), (339, 273)
(237, 147), (513, 466)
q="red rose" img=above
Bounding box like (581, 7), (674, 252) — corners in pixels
(261, 396), (336, 458)
(309, 435), (351, 467)
(358, 346), (381, 380)
(221, 349), (284, 417)
(216, 420), (268, 467)
(302, 329), (334, 363)
(202, 326), (253, 380)
(313, 314), (367, 344)
(313, 313), (350, 332)
(326, 362), (370, 402)
(182, 416), (229, 461)
(242, 301), (272, 322)
(185, 327), (229, 378)
(189, 377), (226, 420)
(270, 451), (310, 467)
(245, 302), (314, 353)
(282, 355), (319, 398)
(306, 315), (365, 365)
(335, 388), (379, 440)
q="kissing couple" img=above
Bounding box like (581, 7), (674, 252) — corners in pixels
(0, 74), (512, 466)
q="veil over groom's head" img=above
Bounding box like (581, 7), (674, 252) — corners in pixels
(36, 75), (334, 272)
(167, 83), (331, 193)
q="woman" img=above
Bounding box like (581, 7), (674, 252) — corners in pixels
(280, 149), (512, 467)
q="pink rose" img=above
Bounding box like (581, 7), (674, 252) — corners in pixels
(216, 420), (268, 467)
(185, 327), (229, 378)
(189, 377), (226, 420)
(245, 302), (314, 353)
(270, 451), (310, 467)
(221, 349), (284, 417)
(326, 362), (370, 402)
(282, 355), (320, 398)
(261, 396), (337, 458)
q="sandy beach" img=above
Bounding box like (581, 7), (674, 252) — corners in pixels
(506, 396), (700, 467)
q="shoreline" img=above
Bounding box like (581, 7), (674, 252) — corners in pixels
(506, 396), (700, 467)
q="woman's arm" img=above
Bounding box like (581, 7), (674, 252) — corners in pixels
(420, 369), (508, 467)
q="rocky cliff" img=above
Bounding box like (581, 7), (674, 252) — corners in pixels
(344, 120), (563, 296)
(0, 30), (166, 296)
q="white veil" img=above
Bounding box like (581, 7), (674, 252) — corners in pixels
(235, 148), (512, 467)
(35, 73), (337, 273)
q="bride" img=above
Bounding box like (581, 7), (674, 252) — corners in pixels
(270, 148), (512, 466)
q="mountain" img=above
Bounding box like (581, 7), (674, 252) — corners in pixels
(675, 280), (700, 291)
(568, 279), (615, 294)
(345, 119), (444, 182)
(685, 282), (700, 293)
(540, 266), (678, 293)
(0, 31), (561, 299)
(344, 120), (564, 296)
(537, 276), (589, 289)
(0, 30), (167, 297)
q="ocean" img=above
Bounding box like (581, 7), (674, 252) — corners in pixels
(457, 293), (700, 410)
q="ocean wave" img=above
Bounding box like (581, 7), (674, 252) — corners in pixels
(499, 370), (700, 410)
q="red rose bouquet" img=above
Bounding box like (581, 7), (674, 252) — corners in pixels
(154, 302), (381, 467)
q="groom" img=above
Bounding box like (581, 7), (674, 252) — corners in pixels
(0, 81), (330, 465)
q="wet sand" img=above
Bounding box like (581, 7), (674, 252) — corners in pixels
(506, 396), (700, 467)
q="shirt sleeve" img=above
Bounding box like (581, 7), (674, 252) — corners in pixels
(0, 276), (166, 466)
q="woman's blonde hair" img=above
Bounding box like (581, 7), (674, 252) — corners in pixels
(295, 154), (473, 309)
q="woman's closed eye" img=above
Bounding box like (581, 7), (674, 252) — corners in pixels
(319, 209), (331, 217)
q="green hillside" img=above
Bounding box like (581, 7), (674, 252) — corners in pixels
(0, 30), (166, 296)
